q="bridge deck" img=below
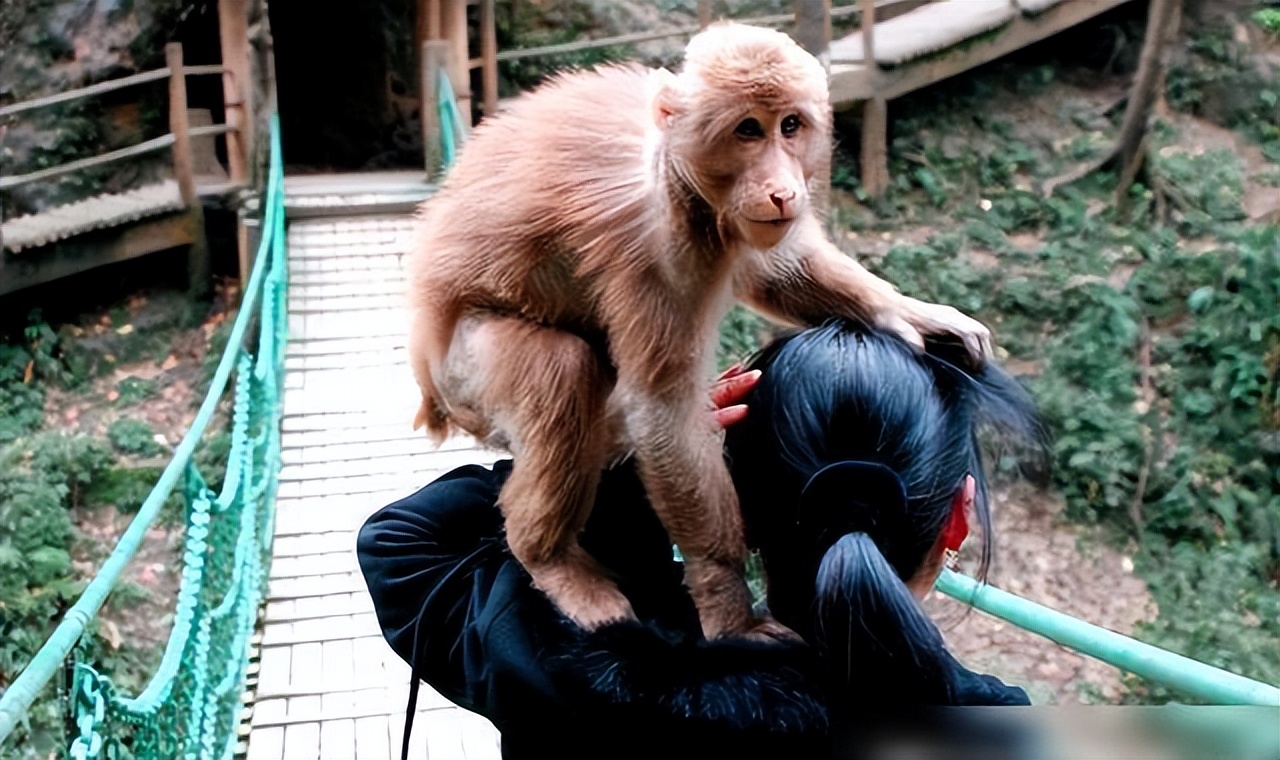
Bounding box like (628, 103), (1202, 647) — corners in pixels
(247, 213), (502, 760)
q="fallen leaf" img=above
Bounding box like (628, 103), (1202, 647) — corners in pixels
(161, 355), (180, 371)
(104, 354), (117, 363)
(116, 324), (134, 335)
(100, 619), (122, 650)
(23, 361), (33, 384)
(107, 390), (120, 402)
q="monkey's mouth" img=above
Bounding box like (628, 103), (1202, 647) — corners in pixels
(746, 217), (795, 227)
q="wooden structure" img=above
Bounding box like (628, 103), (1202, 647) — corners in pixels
(1, 0), (270, 298)
(827, 0), (1137, 195)
(0, 44), (232, 296)
(429, 0), (1137, 196)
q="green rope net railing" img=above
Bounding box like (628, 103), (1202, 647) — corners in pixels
(0, 115), (288, 759)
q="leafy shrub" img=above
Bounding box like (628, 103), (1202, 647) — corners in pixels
(24, 432), (114, 509)
(107, 418), (163, 457)
(114, 375), (158, 406)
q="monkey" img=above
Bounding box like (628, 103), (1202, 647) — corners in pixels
(405, 22), (992, 643)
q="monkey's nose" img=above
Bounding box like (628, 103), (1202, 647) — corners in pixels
(769, 189), (796, 215)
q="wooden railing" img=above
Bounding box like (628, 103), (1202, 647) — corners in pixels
(414, 0), (915, 178)
(0, 43), (237, 296)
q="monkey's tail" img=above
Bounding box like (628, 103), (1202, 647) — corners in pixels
(412, 370), (453, 447)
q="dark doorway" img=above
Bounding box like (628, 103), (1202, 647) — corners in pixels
(267, 0), (422, 171)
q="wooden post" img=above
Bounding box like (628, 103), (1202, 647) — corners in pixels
(246, 0), (277, 189)
(428, 0), (441, 39)
(417, 0), (442, 43)
(859, 0), (876, 64)
(698, 0), (713, 27)
(480, 0), (498, 119)
(167, 43), (211, 299)
(857, 0), (888, 198)
(440, 0), (472, 130)
(860, 97), (888, 198)
(421, 40), (450, 179)
(794, 0), (831, 69)
(217, 0), (251, 183)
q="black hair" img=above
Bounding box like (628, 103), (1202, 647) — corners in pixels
(723, 319), (1046, 705)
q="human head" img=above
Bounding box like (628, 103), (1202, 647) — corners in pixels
(724, 320), (1046, 703)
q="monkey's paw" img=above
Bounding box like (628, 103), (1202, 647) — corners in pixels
(555, 584), (638, 632)
(883, 297), (993, 365)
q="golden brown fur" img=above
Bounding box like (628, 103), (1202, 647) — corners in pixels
(406, 23), (991, 640)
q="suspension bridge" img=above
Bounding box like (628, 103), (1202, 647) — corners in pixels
(1, 2), (1279, 759)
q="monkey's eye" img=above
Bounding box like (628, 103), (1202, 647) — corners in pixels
(781, 114), (802, 137)
(734, 118), (765, 139)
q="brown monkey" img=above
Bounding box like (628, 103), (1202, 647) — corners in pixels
(406, 23), (991, 642)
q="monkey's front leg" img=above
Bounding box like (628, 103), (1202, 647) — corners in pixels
(616, 366), (797, 643)
(738, 217), (993, 362)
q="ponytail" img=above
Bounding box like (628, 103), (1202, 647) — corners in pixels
(814, 533), (951, 706)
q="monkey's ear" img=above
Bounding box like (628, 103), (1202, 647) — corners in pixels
(648, 68), (683, 130)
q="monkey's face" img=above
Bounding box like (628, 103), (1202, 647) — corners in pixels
(654, 23), (832, 250)
(719, 108), (817, 250)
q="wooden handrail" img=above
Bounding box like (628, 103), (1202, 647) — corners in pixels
(0, 65), (225, 119)
(490, 1), (901, 63)
(0, 124), (234, 191)
(0, 134), (174, 190)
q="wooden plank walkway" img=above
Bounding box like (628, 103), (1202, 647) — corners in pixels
(246, 214), (503, 760)
(1, 181), (186, 254)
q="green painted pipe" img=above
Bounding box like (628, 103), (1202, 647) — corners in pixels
(935, 569), (1280, 707)
(0, 116), (286, 746)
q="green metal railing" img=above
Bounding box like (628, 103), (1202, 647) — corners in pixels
(936, 570), (1280, 706)
(0, 115), (288, 759)
(436, 67), (467, 169)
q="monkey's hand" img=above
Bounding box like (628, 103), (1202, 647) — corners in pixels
(877, 296), (992, 365)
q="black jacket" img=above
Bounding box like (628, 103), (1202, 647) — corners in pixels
(356, 460), (1029, 760)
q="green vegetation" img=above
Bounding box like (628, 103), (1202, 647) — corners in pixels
(114, 376), (158, 406)
(107, 418), (163, 457)
(0, 296), (233, 757)
(1251, 8), (1280, 36)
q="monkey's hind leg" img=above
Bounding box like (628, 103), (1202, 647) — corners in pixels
(444, 315), (635, 628)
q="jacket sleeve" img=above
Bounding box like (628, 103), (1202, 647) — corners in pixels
(355, 460), (699, 729)
(356, 464), (515, 712)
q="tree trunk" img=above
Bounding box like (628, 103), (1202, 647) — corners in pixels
(1113, 0), (1180, 198)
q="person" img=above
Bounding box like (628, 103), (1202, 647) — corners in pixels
(357, 320), (1046, 760)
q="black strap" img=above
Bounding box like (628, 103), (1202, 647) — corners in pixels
(400, 671), (422, 760)
(398, 542), (491, 760)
